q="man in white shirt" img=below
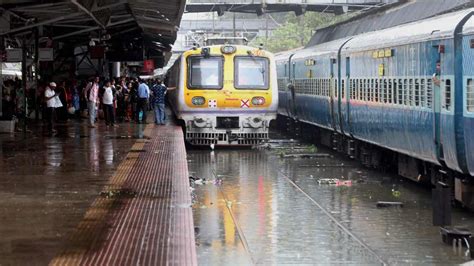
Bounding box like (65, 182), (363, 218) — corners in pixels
(102, 80), (117, 127)
(84, 76), (100, 128)
(44, 82), (63, 135)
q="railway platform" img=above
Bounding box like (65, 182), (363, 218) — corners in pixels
(0, 118), (197, 266)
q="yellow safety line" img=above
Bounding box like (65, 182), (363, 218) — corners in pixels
(49, 125), (154, 266)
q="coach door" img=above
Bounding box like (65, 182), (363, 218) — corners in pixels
(432, 45), (444, 162)
(288, 55), (297, 119)
(329, 58), (338, 131)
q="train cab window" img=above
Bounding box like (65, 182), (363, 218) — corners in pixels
(188, 56), (223, 89)
(235, 57), (269, 89)
(467, 79), (474, 112)
(444, 79), (452, 111)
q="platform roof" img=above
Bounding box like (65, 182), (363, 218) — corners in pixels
(0, 0), (185, 54)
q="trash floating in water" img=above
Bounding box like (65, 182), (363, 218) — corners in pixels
(282, 153), (331, 159)
(317, 179), (353, 187)
(100, 189), (137, 199)
(317, 178), (339, 185)
(252, 143), (272, 150)
(376, 201), (404, 208)
(267, 139), (299, 144)
(392, 188), (401, 198)
(189, 176), (222, 186)
(335, 180), (352, 187)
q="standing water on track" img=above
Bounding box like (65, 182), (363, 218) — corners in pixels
(188, 142), (474, 265)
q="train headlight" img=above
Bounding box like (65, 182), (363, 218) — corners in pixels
(192, 96), (206, 106)
(221, 45), (236, 54)
(251, 96), (266, 105)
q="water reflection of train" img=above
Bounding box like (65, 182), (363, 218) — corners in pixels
(276, 9), (474, 208)
(166, 44), (278, 146)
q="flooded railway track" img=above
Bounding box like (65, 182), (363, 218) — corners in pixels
(189, 139), (474, 265)
(274, 165), (387, 265)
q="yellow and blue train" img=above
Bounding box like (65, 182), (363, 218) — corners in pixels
(277, 9), (474, 208)
(166, 44), (278, 146)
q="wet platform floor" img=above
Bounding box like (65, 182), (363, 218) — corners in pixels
(0, 121), (148, 265)
(189, 143), (474, 265)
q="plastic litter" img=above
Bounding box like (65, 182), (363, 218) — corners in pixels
(376, 201), (404, 208)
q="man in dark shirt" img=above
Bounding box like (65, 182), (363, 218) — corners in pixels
(151, 78), (168, 125)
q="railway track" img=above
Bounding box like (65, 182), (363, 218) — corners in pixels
(206, 149), (387, 265)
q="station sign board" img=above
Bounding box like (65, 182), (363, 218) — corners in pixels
(143, 59), (155, 74)
(6, 49), (22, 62)
(39, 48), (54, 61)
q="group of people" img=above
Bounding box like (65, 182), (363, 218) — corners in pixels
(43, 76), (171, 135)
(1, 77), (38, 121)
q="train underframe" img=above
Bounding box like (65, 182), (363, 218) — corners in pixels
(182, 113), (275, 146)
(277, 114), (474, 211)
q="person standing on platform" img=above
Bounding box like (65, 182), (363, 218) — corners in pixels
(130, 80), (138, 122)
(151, 78), (168, 125)
(102, 80), (116, 128)
(44, 82), (63, 135)
(84, 76), (100, 128)
(136, 79), (150, 124)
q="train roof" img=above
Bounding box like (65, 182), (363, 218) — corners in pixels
(343, 8), (474, 53)
(306, 0), (474, 47)
(291, 38), (352, 60)
(275, 38), (352, 62)
(182, 44), (275, 58)
(275, 47), (304, 62)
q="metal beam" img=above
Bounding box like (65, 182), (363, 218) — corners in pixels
(51, 18), (135, 40)
(52, 26), (100, 40)
(12, 2), (68, 12)
(51, 24), (93, 28)
(1, 12), (84, 36)
(70, 0), (128, 28)
(71, 0), (106, 29)
(11, 9), (72, 14)
(138, 22), (178, 32)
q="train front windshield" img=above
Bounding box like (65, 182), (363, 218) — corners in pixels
(188, 56), (223, 89)
(235, 57), (269, 90)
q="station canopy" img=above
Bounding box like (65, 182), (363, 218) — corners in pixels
(0, 0), (186, 66)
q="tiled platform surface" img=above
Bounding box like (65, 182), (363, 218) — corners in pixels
(50, 125), (197, 266)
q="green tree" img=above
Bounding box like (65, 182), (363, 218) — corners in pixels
(251, 12), (353, 53)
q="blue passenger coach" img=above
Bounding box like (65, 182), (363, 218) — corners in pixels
(276, 9), (474, 208)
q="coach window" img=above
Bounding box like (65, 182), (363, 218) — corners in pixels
(393, 79), (398, 104)
(375, 79), (379, 102)
(367, 79), (370, 101)
(235, 57), (269, 89)
(188, 56), (223, 89)
(444, 79), (452, 111)
(387, 79), (392, 104)
(420, 79), (426, 107)
(414, 79), (420, 106)
(467, 79), (474, 112)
